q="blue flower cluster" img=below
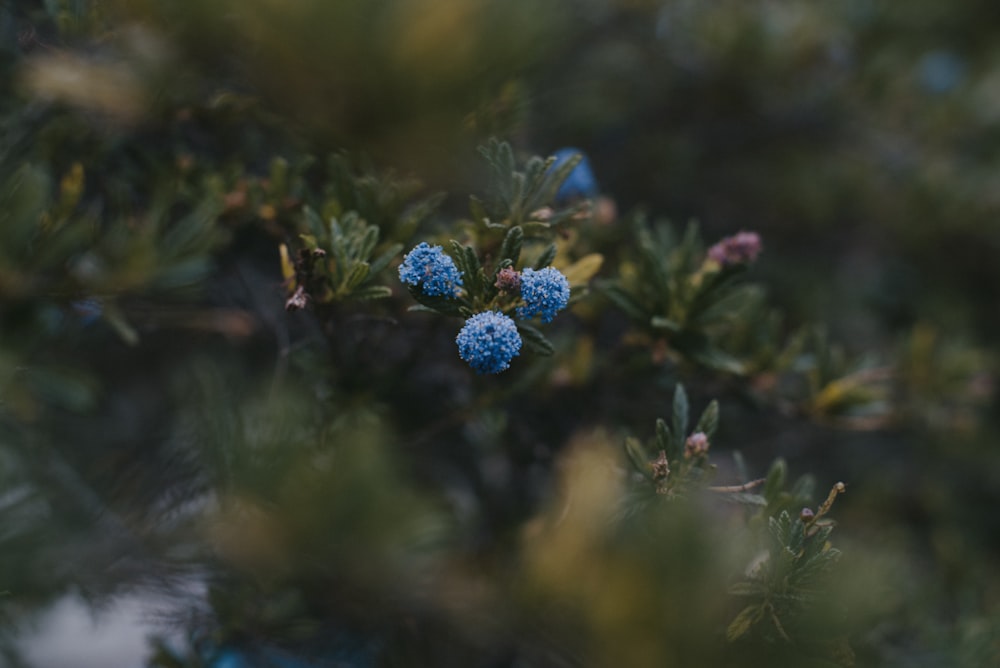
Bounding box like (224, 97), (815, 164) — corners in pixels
(456, 311), (522, 374)
(398, 243), (463, 297)
(550, 148), (599, 203)
(517, 267), (570, 323)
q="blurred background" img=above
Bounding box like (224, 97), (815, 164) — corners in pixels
(0, 0), (998, 666)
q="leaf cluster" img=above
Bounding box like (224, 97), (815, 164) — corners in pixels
(623, 383), (720, 497)
(601, 217), (896, 427)
(281, 208), (402, 307)
(470, 138), (586, 234)
(726, 480), (847, 655)
(601, 217), (753, 374)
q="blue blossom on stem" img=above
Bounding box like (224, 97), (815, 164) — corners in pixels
(550, 148), (599, 203)
(517, 267), (570, 323)
(398, 242), (464, 297)
(456, 311), (522, 374)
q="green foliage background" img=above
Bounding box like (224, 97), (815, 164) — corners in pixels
(0, 1), (998, 666)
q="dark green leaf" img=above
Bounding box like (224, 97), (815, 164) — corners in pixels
(728, 582), (767, 597)
(369, 243), (402, 276)
(352, 285), (392, 300)
(695, 400), (720, 438)
(730, 493), (768, 507)
(358, 225), (379, 260)
(24, 367), (98, 412)
(764, 458), (788, 503)
(655, 418), (672, 455)
(405, 284), (465, 317)
(672, 383), (689, 442)
(537, 152), (582, 205)
(624, 437), (653, 479)
(598, 283), (647, 321)
(449, 240), (471, 279)
(650, 316), (681, 332)
(534, 243), (557, 270)
(499, 225), (523, 266)
(726, 605), (762, 642)
(469, 195), (489, 224)
(345, 262), (370, 289)
(517, 323), (554, 356)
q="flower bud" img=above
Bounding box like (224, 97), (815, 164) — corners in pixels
(494, 266), (522, 293)
(684, 432), (710, 458)
(707, 231), (762, 267)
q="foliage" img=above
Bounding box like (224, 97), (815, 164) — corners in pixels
(0, 2), (998, 668)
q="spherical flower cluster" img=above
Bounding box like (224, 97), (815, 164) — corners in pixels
(517, 267), (570, 323)
(456, 311), (522, 374)
(398, 242), (463, 297)
(706, 231), (762, 267)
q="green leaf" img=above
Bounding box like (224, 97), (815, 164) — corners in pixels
(655, 418), (672, 455)
(358, 224), (379, 260)
(303, 206), (325, 237)
(764, 458), (788, 503)
(298, 234), (320, 251)
(789, 474), (816, 503)
(792, 548), (841, 587)
(352, 285), (392, 300)
(728, 582), (767, 597)
(405, 284), (465, 317)
(499, 225), (523, 266)
(345, 262), (370, 289)
(677, 220), (701, 273)
(598, 283), (647, 321)
(561, 253), (603, 287)
(688, 345), (747, 375)
(733, 451), (749, 483)
(635, 219), (672, 302)
(769, 511), (794, 548)
(731, 493), (768, 507)
(521, 221), (552, 236)
(449, 240), (471, 279)
(726, 605), (762, 642)
(463, 245), (483, 297)
(497, 140), (515, 176)
(102, 302), (139, 346)
(509, 172), (526, 221)
(24, 367), (98, 412)
(369, 243), (402, 276)
(0, 165), (50, 257)
(537, 151), (582, 205)
(269, 157), (289, 199)
(534, 243), (557, 269)
(672, 383), (689, 442)
(517, 323), (554, 356)
(650, 316), (681, 332)
(469, 195), (489, 224)
(624, 437), (652, 479)
(695, 400), (720, 438)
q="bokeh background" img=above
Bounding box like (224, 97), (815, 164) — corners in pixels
(0, 1), (998, 666)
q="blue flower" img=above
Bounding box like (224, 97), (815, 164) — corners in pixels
(517, 267), (570, 323)
(398, 242), (463, 297)
(550, 148), (598, 203)
(71, 297), (103, 326)
(456, 311), (522, 374)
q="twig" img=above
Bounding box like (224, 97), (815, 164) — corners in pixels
(708, 478), (766, 493)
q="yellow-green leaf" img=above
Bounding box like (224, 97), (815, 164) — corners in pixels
(560, 253), (604, 287)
